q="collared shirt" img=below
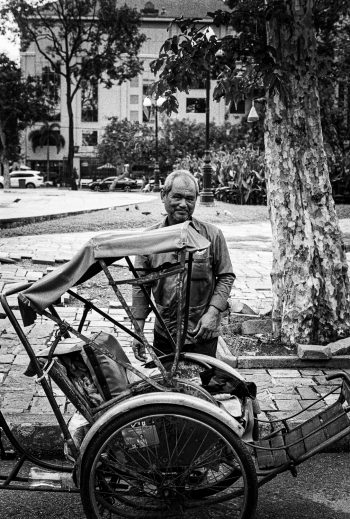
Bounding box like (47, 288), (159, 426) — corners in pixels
(132, 217), (235, 342)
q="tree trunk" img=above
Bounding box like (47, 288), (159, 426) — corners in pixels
(65, 67), (75, 189)
(0, 124), (10, 189)
(265, 0), (350, 345)
(46, 136), (50, 179)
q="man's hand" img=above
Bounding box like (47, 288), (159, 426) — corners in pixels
(132, 318), (147, 361)
(132, 339), (147, 362)
(192, 306), (221, 341)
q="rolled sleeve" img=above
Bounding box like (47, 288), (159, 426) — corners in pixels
(209, 229), (235, 311)
(131, 254), (152, 320)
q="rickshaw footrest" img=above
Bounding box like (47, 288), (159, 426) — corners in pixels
(255, 401), (350, 469)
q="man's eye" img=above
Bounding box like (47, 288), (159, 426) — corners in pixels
(172, 195), (195, 202)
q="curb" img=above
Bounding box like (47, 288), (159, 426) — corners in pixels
(217, 336), (350, 369)
(219, 354), (350, 370)
(4, 415), (66, 457)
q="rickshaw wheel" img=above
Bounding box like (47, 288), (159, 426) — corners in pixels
(80, 403), (258, 519)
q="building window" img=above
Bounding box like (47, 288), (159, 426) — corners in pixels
(230, 99), (245, 114)
(142, 80), (154, 122)
(42, 64), (61, 121)
(82, 130), (98, 146)
(186, 98), (206, 113)
(130, 95), (139, 104)
(130, 111), (139, 122)
(81, 79), (98, 122)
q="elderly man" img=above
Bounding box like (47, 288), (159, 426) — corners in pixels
(131, 169), (235, 361)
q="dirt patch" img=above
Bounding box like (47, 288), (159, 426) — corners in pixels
(221, 329), (297, 356)
(220, 317), (297, 357)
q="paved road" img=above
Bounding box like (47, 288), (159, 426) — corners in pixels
(0, 454), (348, 518)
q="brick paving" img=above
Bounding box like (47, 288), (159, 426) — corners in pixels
(0, 192), (350, 452)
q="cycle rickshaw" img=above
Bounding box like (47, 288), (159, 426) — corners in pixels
(1, 221), (350, 518)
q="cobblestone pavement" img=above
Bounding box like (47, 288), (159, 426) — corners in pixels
(1, 303), (348, 446)
(0, 193), (350, 452)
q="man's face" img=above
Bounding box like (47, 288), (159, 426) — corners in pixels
(161, 177), (197, 225)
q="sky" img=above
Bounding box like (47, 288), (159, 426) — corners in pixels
(0, 35), (19, 60)
(0, 0), (20, 62)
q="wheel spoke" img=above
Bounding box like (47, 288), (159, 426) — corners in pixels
(81, 405), (257, 519)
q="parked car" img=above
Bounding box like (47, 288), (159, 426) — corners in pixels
(0, 170), (44, 189)
(110, 177), (138, 191)
(88, 176), (137, 192)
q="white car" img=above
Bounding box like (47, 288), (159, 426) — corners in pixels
(0, 170), (44, 189)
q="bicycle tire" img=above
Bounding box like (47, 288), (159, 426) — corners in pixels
(80, 403), (258, 519)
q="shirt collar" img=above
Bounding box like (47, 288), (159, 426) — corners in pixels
(161, 216), (200, 231)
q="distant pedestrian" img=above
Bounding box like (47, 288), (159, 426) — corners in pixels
(71, 167), (78, 191)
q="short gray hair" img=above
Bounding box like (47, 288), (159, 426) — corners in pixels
(162, 169), (199, 197)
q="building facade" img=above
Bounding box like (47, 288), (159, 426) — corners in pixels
(20, 0), (249, 181)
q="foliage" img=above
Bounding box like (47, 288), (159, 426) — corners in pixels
(97, 118), (155, 169)
(151, 1), (349, 116)
(98, 116), (264, 179)
(149, 1), (350, 197)
(1, 0), (146, 178)
(0, 53), (53, 186)
(29, 121), (65, 177)
(317, 12), (350, 187)
(178, 146), (266, 204)
(29, 122), (65, 153)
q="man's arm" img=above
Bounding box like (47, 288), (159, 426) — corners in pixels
(193, 229), (235, 341)
(209, 228), (235, 311)
(131, 254), (151, 361)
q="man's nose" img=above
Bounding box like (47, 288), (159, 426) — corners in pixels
(178, 197), (187, 207)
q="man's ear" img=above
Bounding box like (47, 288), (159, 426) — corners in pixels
(160, 188), (165, 201)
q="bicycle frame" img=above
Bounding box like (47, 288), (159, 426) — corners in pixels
(0, 240), (214, 492)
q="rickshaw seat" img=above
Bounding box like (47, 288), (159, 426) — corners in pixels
(26, 332), (133, 417)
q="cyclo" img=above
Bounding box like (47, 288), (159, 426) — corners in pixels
(1, 222), (350, 518)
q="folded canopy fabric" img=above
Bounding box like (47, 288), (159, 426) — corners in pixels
(18, 221), (210, 326)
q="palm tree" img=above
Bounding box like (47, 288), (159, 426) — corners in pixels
(29, 122), (65, 179)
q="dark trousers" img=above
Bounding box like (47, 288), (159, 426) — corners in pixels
(153, 331), (217, 358)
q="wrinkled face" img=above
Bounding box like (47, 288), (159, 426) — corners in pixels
(161, 177), (197, 225)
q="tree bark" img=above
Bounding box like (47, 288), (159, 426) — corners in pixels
(265, 0), (350, 344)
(65, 64), (75, 188)
(0, 123), (10, 189)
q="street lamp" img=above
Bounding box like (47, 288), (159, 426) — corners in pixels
(199, 68), (215, 205)
(143, 95), (166, 192)
(199, 27), (218, 206)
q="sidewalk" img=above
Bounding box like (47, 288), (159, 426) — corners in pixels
(0, 187), (155, 226)
(0, 189), (349, 454)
